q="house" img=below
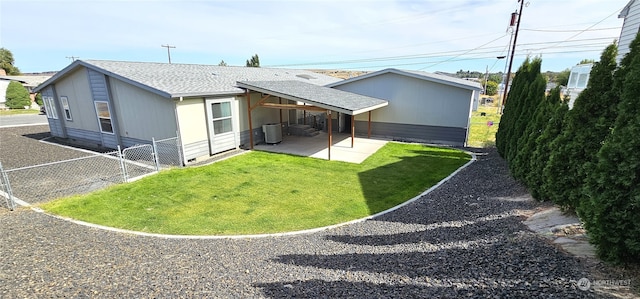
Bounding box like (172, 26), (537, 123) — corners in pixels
(33, 60), (389, 164)
(327, 68), (482, 146)
(0, 75), (51, 109)
(564, 63), (593, 109)
(618, 0), (640, 63)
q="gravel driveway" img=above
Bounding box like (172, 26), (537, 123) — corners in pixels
(0, 145), (619, 298)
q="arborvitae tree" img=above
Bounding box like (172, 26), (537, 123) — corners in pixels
(527, 88), (567, 200)
(542, 43), (618, 209)
(510, 71), (547, 181)
(5, 81), (31, 109)
(245, 54), (260, 67)
(505, 57), (544, 165)
(582, 33), (640, 263)
(496, 57), (533, 156)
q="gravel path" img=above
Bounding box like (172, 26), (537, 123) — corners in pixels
(0, 147), (616, 298)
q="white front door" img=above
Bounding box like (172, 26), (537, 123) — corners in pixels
(205, 98), (239, 154)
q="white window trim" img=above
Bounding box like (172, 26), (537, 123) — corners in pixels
(94, 101), (114, 134)
(44, 96), (58, 119)
(211, 101), (233, 135)
(60, 96), (72, 121)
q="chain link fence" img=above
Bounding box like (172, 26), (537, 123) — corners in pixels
(0, 137), (183, 210)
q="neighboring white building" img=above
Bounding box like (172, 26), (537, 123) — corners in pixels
(618, 0), (640, 63)
(565, 63), (593, 109)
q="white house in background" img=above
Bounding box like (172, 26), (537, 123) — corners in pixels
(564, 63), (593, 109)
(0, 75), (51, 109)
(618, 0), (640, 63)
(328, 68), (482, 146)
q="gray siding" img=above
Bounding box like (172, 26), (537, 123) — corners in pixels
(121, 136), (151, 148)
(618, 0), (640, 62)
(183, 140), (209, 161)
(41, 86), (65, 137)
(355, 120), (466, 146)
(66, 127), (102, 144)
(240, 127), (265, 147)
(87, 69), (109, 102)
(87, 69), (119, 149)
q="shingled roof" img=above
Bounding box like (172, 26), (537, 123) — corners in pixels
(237, 80), (388, 115)
(34, 60), (342, 98)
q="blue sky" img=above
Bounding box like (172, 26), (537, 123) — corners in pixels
(0, 0), (629, 74)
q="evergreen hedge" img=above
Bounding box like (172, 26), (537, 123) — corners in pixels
(582, 35), (640, 263)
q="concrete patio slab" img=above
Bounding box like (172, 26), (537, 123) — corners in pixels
(253, 132), (388, 163)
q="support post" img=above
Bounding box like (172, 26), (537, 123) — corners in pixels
(327, 110), (332, 160)
(152, 137), (160, 172)
(246, 90), (254, 150)
(367, 111), (372, 138)
(351, 115), (355, 148)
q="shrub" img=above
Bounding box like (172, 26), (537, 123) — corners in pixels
(582, 33), (640, 263)
(542, 43), (619, 209)
(526, 88), (566, 200)
(5, 81), (31, 109)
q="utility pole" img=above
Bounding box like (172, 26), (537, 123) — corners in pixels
(66, 56), (79, 62)
(161, 44), (176, 63)
(483, 65), (489, 95)
(501, 0), (525, 111)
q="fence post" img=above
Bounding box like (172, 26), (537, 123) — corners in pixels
(0, 162), (15, 211)
(117, 145), (128, 182)
(152, 137), (160, 172)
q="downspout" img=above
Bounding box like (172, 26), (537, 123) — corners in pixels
(174, 97), (187, 165)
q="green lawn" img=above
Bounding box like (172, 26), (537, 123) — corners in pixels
(0, 109), (40, 116)
(41, 142), (471, 235)
(468, 105), (502, 148)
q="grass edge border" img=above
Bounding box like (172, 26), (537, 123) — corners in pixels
(27, 149), (477, 240)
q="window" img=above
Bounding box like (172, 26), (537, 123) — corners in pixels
(94, 101), (113, 133)
(211, 102), (232, 134)
(567, 72), (578, 88)
(60, 96), (72, 120)
(577, 73), (589, 89)
(43, 96), (58, 119)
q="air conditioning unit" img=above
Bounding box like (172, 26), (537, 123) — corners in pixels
(262, 123), (282, 144)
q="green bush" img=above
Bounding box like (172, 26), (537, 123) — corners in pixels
(35, 93), (43, 106)
(5, 81), (31, 109)
(582, 34), (640, 263)
(526, 88), (566, 200)
(543, 44), (619, 209)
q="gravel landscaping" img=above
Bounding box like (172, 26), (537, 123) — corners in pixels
(2, 144), (628, 298)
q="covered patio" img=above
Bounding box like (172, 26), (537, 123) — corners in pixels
(237, 80), (388, 162)
(254, 132), (388, 163)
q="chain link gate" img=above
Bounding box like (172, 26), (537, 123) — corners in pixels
(0, 162), (16, 211)
(122, 144), (157, 181)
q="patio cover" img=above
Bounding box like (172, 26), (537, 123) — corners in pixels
(236, 80), (388, 115)
(237, 80), (389, 160)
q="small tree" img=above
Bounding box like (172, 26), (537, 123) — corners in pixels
(5, 81), (31, 109)
(542, 43), (618, 209)
(246, 54), (260, 67)
(555, 68), (570, 86)
(485, 80), (498, 96)
(526, 87), (567, 200)
(218, 60), (228, 66)
(35, 93), (43, 106)
(582, 33), (640, 263)
(0, 48), (20, 75)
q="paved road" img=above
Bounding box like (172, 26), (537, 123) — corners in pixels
(0, 113), (48, 127)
